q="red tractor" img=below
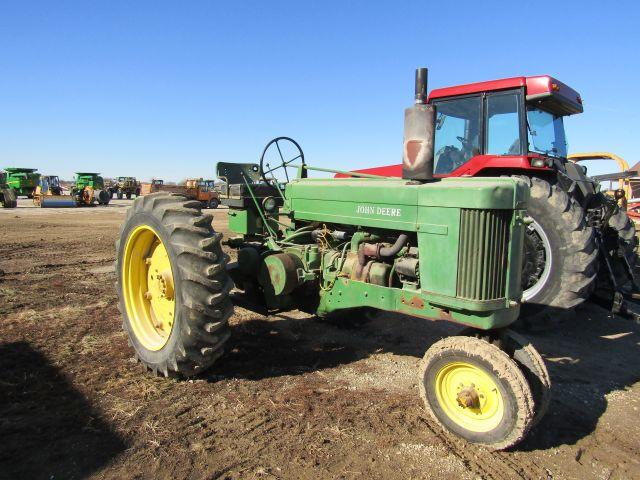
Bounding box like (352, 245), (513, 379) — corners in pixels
(345, 69), (637, 328)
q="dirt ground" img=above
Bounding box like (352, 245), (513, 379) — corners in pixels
(1, 198), (639, 480)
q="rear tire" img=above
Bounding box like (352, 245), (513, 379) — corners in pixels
(1, 189), (17, 208)
(602, 200), (638, 285)
(116, 193), (234, 377)
(208, 198), (219, 209)
(514, 176), (598, 329)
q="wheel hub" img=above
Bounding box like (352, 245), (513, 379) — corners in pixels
(522, 219), (552, 301)
(122, 225), (176, 351)
(435, 361), (504, 433)
(456, 384), (481, 409)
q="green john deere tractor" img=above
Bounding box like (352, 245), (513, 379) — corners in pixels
(72, 172), (111, 206)
(4, 167), (40, 198)
(116, 68), (549, 450)
(0, 171), (18, 208)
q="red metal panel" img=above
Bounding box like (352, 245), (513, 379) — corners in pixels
(334, 155), (550, 179)
(428, 77), (527, 100)
(334, 164), (402, 178)
(428, 74), (581, 107)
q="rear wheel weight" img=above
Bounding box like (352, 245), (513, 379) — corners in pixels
(419, 336), (535, 450)
(116, 193), (234, 377)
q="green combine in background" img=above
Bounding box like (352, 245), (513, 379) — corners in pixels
(71, 172), (111, 206)
(4, 167), (40, 198)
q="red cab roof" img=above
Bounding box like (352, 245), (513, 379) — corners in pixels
(429, 75), (583, 115)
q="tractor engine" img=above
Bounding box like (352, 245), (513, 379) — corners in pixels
(224, 173), (529, 330)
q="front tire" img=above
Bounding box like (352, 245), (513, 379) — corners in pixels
(419, 336), (535, 450)
(116, 193), (234, 377)
(515, 176), (598, 329)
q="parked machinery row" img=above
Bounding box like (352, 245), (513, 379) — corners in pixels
(32, 173), (111, 208)
(1, 169), (221, 210)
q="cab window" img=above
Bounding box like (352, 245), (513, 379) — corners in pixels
(433, 96), (482, 174)
(486, 92), (522, 155)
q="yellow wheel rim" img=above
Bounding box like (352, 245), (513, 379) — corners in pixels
(122, 225), (176, 351)
(434, 361), (504, 433)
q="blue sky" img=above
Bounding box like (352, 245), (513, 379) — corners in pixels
(1, 0), (638, 181)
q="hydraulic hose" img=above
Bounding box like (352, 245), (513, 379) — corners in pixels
(379, 234), (409, 257)
(355, 234), (409, 280)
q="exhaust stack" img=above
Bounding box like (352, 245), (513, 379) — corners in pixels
(403, 67), (435, 181)
(414, 67), (428, 105)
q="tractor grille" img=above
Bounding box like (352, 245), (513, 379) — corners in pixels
(457, 209), (511, 301)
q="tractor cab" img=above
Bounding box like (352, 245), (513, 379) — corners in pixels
(40, 175), (63, 195)
(429, 76), (582, 176)
(428, 77), (580, 177)
(197, 179), (216, 192)
(351, 75), (583, 180)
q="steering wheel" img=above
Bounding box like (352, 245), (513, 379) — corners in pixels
(259, 137), (306, 185)
(456, 136), (472, 149)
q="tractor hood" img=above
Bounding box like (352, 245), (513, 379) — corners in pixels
(285, 177), (529, 232)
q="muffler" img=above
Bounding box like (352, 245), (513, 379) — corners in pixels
(402, 67), (436, 181)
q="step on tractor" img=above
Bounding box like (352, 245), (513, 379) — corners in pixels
(343, 72), (638, 328)
(33, 175), (77, 208)
(110, 176), (141, 199)
(4, 167), (40, 198)
(71, 172), (111, 206)
(0, 171), (17, 208)
(116, 68), (550, 450)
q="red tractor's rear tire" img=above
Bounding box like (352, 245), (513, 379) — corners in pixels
(597, 198), (638, 290)
(514, 176), (598, 329)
